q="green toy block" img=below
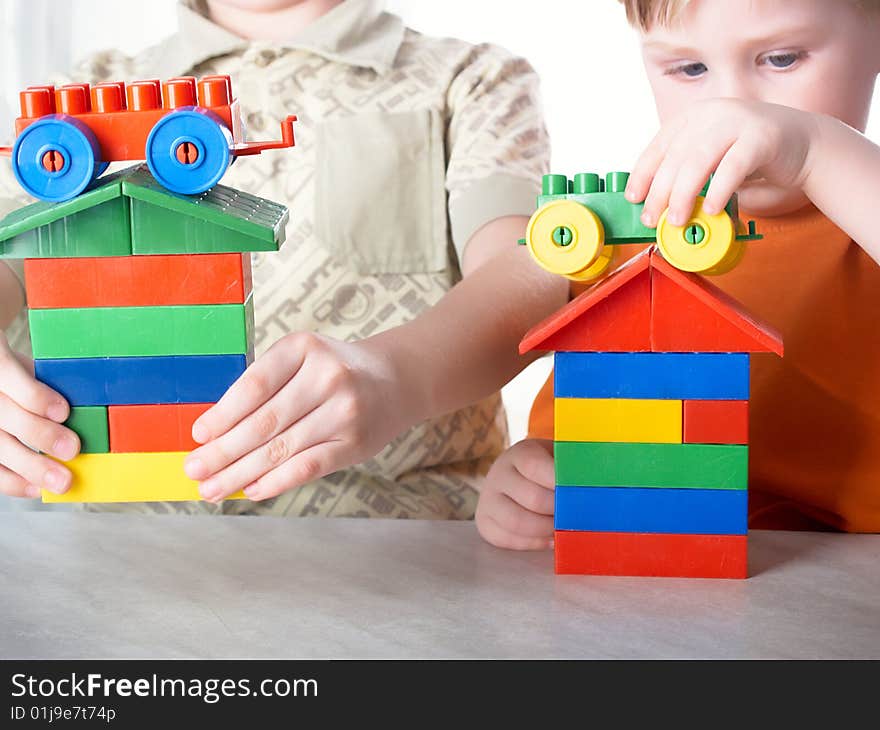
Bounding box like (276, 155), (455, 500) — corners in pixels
(554, 441), (748, 490)
(29, 296), (254, 359)
(0, 169), (133, 258)
(64, 406), (109, 454)
(0, 165), (289, 259)
(124, 167), (288, 254)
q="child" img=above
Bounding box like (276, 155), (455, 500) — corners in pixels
(0, 0), (568, 518)
(477, 0), (880, 549)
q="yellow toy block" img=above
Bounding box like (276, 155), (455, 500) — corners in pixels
(42, 452), (247, 503)
(554, 397), (682, 443)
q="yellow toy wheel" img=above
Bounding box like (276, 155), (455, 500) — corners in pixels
(567, 242), (617, 282)
(656, 197), (740, 274)
(526, 200), (605, 279)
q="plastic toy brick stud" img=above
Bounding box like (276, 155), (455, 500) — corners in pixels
(522, 171), (761, 277)
(0, 76), (297, 201)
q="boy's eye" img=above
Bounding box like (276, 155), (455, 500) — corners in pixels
(759, 50), (806, 69)
(666, 61), (707, 78)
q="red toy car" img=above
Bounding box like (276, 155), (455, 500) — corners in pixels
(0, 75), (296, 202)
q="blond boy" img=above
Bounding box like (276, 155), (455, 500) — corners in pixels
(478, 0), (880, 547)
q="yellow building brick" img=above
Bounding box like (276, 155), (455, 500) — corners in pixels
(42, 452), (246, 503)
(554, 398), (682, 443)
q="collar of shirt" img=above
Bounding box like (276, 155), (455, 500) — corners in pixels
(153, 0), (405, 77)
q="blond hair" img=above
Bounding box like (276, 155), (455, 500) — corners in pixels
(619, 0), (879, 30)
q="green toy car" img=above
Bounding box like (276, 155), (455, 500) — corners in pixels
(522, 171), (761, 280)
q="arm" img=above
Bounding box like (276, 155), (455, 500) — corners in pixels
(800, 115), (880, 264)
(185, 44), (559, 501)
(186, 216), (568, 503)
(362, 215), (568, 426)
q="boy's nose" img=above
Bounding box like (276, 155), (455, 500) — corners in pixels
(712, 71), (758, 102)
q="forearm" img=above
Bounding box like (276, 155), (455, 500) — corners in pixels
(0, 263), (24, 331)
(365, 218), (568, 424)
(804, 114), (880, 264)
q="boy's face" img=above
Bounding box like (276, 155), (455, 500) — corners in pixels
(639, 0), (880, 215)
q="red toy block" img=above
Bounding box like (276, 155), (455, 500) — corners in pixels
(555, 530), (747, 578)
(24, 253), (252, 308)
(519, 248), (652, 354)
(683, 400), (749, 444)
(650, 250), (783, 355)
(108, 403), (212, 453)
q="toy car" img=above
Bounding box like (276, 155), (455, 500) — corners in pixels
(522, 171), (761, 278)
(0, 75), (296, 202)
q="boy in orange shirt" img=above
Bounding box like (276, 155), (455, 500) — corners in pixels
(476, 0), (880, 549)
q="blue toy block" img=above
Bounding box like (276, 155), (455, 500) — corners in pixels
(554, 486), (747, 534)
(34, 353), (252, 406)
(554, 352), (750, 400)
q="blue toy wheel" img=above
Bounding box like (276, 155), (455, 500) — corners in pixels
(11, 115), (99, 202)
(145, 107), (233, 195)
(93, 161), (110, 179)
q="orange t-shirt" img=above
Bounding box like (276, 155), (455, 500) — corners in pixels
(527, 205), (880, 532)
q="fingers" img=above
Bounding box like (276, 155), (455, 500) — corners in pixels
(627, 100), (768, 229)
(476, 509), (554, 551)
(0, 343), (69, 423)
(197, 404), (337, 501)
(485, 490), (554, 537)
(703, 133), (764, 214)
(0, 391), (79, 461)
(665, 137), (734, 223)
(0, 338), (74, 498)
(190, 335), (309, 444)
(242, 440), (344, 501)
(0, 463), (37, 498)
(626, 121), (681, 205)
(476, 441), (557, 551)
(0, 430), (71, 495)
(641, 129), (734, 227)
(185, 363), (325, 481)
(499, 470), (555, 516)
(509, 438), (556, 491)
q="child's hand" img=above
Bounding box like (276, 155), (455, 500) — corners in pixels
(625, 98), (816, 226)
(475, 438), (555, 550)
(0, 332), (78, 498)
(184, 332), (412, 502)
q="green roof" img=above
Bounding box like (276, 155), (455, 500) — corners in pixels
(0, 164), (288, 259)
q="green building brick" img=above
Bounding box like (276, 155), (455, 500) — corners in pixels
(29, 296), (254, 359)
(554, 441), (748, 490)
(64, 406), (109, 454)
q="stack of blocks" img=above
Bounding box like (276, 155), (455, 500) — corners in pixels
(0, 165), (288, 502)
(520, 247), (783, 578)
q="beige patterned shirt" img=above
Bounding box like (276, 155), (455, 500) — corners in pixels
(0, 0), (550, 519)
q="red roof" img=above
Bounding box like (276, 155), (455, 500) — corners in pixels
(519, 247), (783, 356)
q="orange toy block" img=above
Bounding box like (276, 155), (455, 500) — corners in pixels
(650, 250), (783, 355)
(519, 249), (652, 354)
(684, 400), (749, 444)
(555, 531), (748, 578)
(24, 253), (252, 308)
(108, 403), (212, 453)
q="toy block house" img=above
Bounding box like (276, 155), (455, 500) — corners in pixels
(0, 165), (287, 502)
(519, 247), (783, 578)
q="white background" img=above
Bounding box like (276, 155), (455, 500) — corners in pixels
(1, 0), (878, 443)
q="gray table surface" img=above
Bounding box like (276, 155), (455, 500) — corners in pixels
(1, 512), (878, 659)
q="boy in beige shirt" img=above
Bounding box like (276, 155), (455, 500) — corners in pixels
(0, 0), (566, 518)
